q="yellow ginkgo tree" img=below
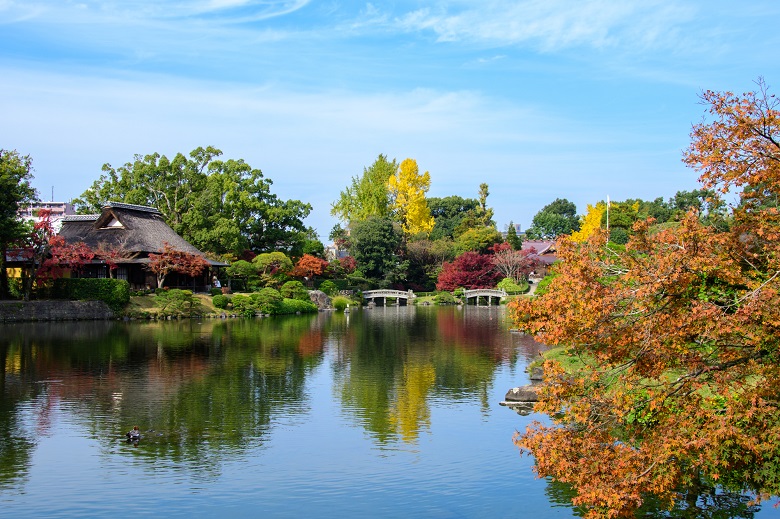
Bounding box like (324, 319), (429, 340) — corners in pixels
(387, 158), (435, 236)
(570, 202), (607, 242)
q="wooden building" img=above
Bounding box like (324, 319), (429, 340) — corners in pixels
(58, 202), (226, 290)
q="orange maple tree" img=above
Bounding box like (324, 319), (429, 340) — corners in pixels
(290, 253), (328, 279)
(509, 79), (780, 517)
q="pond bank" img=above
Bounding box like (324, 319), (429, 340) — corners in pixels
(0, 300), (116, 322)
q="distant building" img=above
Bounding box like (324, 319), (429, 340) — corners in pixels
(522, 240), (557, 278)
(18, 201), (75, 232)
(18, 201), (74, 218)
(501, 222), (523, 239)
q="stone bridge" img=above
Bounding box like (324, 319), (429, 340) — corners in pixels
(362, 289), (416, 306)
(462, 289), (507, 305)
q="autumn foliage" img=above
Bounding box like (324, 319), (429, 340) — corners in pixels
(490, 242), (538, 283)
(436, 251), (501, 291)
(387, 158), (435, 236)
(291, 253), (328, 279)
(147, 242), (209, 288)
(509, 80), (780, 517)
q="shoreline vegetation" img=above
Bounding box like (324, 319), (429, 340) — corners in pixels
(0, 284), (535, 323)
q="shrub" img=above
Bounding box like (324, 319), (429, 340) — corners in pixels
(332, 296), (351, 312)
(230, 294), (258, 317)
(276, 298), (318, 314)
(434, 291), (456, 305)
(280, 280), (310, 301)
(154, 289), (201, 316)
(252, 287), (283, 314)
(318, 280), (338, 296)
(212, 294), (230, 309)
(51, 278), (131, 311)
(534, 273), (557, 297)
(497, 277), (530, 294)
(210, 287), (223, 296)
(230, 294), (255, 316)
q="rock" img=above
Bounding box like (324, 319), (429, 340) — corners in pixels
(308, 290), (332, 310)
(499, 401), (536, 416)
(504, 385), (539, 402)
(528, 366), (544, 382)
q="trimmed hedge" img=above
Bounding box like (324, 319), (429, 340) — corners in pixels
(276, 298), (318, 314)
(51, 278), (131, 311)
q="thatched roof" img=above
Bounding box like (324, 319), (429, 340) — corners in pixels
(59, 202), (225, 265)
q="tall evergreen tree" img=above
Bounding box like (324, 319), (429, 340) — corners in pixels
(506, 221), (522, 250)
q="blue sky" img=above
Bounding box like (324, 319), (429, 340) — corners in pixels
(2, 1), (779, 239)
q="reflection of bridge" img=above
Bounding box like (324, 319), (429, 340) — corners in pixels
(363, 289), (416, 306)
(463, 289), (507, 306)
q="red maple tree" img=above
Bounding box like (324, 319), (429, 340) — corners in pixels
(147, 242), (209, 288)
(42, 235), (96, 278)
(436, 251), (502, 291)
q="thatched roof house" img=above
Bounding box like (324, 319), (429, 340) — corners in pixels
(59, 202), (225, 290)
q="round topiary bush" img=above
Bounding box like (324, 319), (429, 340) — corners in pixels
(212, 294), (230, 309)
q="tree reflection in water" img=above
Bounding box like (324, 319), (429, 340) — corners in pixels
(546, 477), (763, 518)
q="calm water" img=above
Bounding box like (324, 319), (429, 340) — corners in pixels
(0, 306), (777, 518)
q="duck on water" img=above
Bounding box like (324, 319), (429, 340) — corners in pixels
(125, 426), (141, 442)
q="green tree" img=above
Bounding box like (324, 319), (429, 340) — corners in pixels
(331, 154), (397, 224)
(505, 222), (522, 250)
(280, 280), (310, 301)
(525, 198), (579, 239)
(225, 259), (258, 290)
(455, 226), (503, 255)
(0, 150), (37, 299)
(405, 237), (457, 290)
(74, 147), (311, 256)
(252, 251), (293, 287)
(427, 195), (480, 240)
(350, 216), (402, 282)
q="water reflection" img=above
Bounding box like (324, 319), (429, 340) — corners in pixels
(546, 478), (763, 518)
(2, 308), (778, 518)
(0, 307), (523, 486)
(331, 306), (521, 444)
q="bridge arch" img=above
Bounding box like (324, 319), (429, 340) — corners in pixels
(462, 289), (507, 306)
(362, 289), (416, 306)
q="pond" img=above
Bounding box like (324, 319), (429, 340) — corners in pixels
(0, 305), (777, 518)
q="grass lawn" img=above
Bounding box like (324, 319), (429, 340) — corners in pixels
(125, 293), (220, 318)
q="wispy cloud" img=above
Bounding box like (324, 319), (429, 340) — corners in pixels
(394, 0), (696, 52)
(0, 0), (312, 24)
(2, 65), (638, 233)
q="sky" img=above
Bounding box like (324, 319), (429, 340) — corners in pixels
(2, 1), (779, 240)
